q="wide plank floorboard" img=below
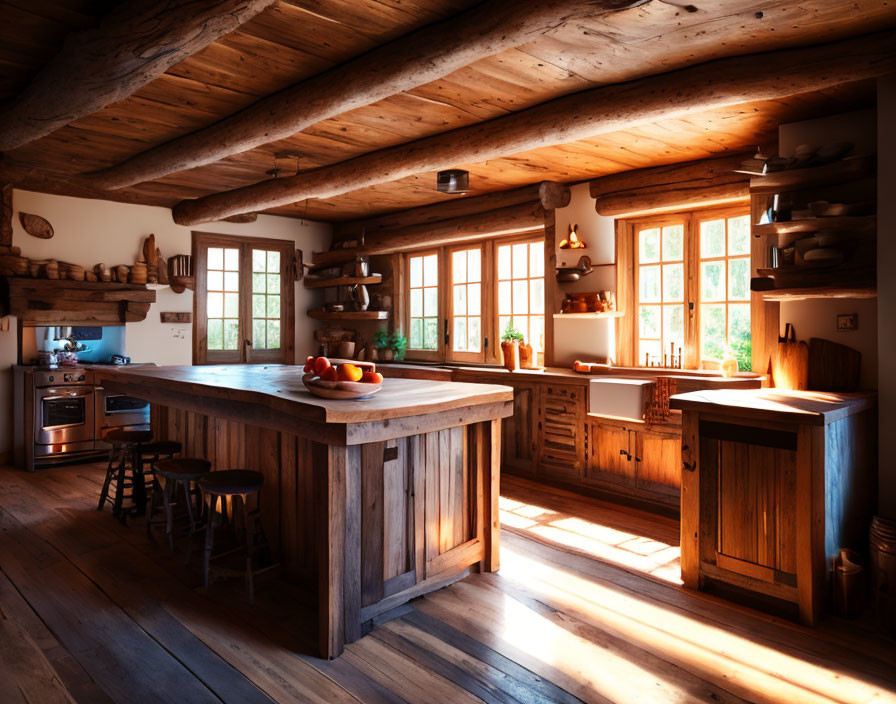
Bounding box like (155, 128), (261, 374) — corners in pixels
(0, 463), (893, 704)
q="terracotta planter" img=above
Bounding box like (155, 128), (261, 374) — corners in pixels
(519, 342), (534, 369)
(501, 340), (519, 372)
(380, 348), (394, 361)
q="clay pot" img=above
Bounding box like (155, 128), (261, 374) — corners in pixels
(501, 340), (519, 372)
(129, 261), (147, 284)
(519, 341), (534, 369)
(337, 341), (356, 358)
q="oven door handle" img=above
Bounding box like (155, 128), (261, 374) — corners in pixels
(41, 389), (95, 400)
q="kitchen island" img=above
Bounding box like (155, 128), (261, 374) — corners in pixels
(95, 365), (513, 658)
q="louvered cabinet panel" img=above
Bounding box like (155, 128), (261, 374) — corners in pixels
(537, 384), (585, 482)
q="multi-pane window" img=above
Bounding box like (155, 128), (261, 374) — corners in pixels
(628, 208), (751, 370)
(252, 249), (281, 350)
(408, 252), (439, 351)
(207, 247), (240, 351)
(451, 247), (482, 355)
(698, 214), (751, 370)
(497, 240), (545, 354)
(194, 233), (294, 365)
(637, 224), (685, 366)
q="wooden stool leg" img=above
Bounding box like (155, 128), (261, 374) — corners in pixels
(145, 474), (159, 537)
(133, 445), (147, 516)
(112, 450), (127, 522)
(239, 494), (255, 604)
(182, 480), (198, 565)
(162, 478), (174, 551)
(202, 495), (217, 590)
(97, 444), (119, 511)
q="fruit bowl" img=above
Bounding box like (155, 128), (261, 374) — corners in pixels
(302, 374), (383, 400)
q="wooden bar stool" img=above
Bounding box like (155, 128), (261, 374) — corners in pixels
(199, 470), (273, 603)
(141, 440), (182, 465)
(97, 429), (153, 523)
(146, 457), (211, 561)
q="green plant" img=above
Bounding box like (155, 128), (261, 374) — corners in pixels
(501, 319), (524, 343)
(373, 330), (390, 349)
(389, 331), (408, 361)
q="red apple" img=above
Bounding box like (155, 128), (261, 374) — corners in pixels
(314, 356), (331, 375)
(303, 355), (315, 373)
(321, 365), (338, 381)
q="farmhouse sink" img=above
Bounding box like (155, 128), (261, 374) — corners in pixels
(589, 377), (654, 421)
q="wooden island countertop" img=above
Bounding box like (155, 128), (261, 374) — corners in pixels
(95, 364), (512, 659)
(96, 364), (513, 445)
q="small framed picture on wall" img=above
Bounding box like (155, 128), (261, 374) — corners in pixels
(837, 313), (858, 332)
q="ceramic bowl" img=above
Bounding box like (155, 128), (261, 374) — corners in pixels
(302, 373), (382, 400)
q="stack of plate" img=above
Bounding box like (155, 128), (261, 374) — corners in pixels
(870, 516), (896, 633)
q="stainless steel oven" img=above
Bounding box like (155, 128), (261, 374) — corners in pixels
(33, 369), (97, 457)
(95, 387), (150, 441)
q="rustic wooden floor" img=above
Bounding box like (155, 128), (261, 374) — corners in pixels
(1, 463), (894, 704)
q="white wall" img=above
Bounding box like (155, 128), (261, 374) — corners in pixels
(552, 183), (617, 365)
(1, 189), (331, 454)
(877, 77), (896, 519)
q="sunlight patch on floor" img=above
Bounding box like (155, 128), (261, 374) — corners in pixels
(498, 545), (892, 704)
(499, 498), (682, 584)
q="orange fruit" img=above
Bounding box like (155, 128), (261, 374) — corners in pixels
(338, 363), (363, 382)
(361, 371), (384, 384)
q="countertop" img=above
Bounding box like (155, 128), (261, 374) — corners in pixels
(94, 364), (513, 425)
(670, 388), (876, 426)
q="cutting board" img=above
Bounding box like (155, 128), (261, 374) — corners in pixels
(808, 338), (861, 391)
(770, 323), (809, 390)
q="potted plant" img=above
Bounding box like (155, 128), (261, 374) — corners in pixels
(389, 331), (407, 361)
(500, 320), (523, 372)
(373, 330), (392, 361)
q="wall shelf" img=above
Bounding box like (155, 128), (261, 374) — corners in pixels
(758, 286), (877, 301)
(307, 310), (389, 321)
(553, 311), (624, 319)
(749, 154), (876, 194)
(752, 215), (875, 236)
(312, 249), (360, 266)
(169, 276), (195, 294)
(303, 274), (382, 289)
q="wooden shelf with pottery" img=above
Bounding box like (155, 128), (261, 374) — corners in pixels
(752, 215), (875, 237)
(1, 277), (155, 325)
(169, 275), (195, 294)
(552, 311), (624, 319)
(308, 310), (389, 321)
(303, 274), (382, 289)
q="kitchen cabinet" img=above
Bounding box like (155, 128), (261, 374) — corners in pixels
(501, 382), (538, 475)
(537, 384), (585, 482)
(672, 389), (876, 625)
(585, 419), (681, 507)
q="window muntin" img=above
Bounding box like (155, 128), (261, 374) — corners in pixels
(636, 223), (684, 366)
(497, 240), (545, 354)
(408, 252), (439, 351)
(698, 214), (751, 370)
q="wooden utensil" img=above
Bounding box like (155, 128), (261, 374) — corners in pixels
(808, 338), (861, 391)
(770, 323), (808, 390)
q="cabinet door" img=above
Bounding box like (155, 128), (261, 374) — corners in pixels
(586, 423), (635, 487)
(501, 382), (538, 475)
(537, 384), (585, 481)
(634, 429), (681, 497)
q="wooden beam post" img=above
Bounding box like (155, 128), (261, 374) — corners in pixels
(1, 184), (12, 247)
(0, 0), (276, 152)
(171, 30), (896, 225)
(88, 0), (646, 190)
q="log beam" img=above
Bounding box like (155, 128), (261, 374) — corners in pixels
(363, 201), (546, 255)
(334, 181), (566, 240)
(0, 0), (276, 152)
(590, 152), (752, 216)
(88, 0), (646, 190)
(172, 30), (896, 226)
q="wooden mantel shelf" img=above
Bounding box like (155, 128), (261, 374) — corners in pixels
(1, 277), (156, 325)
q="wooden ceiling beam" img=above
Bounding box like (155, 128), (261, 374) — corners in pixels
(0, 0), (277, 152)
(590, 151), (752, 216)
(88, 0), (646, 191)
(171, 30), (896, 226)
(334, 181), (568, 238)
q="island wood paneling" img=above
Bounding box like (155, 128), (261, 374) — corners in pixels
(149, 403), (499, 657)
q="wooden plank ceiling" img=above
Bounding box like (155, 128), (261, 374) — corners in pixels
(0, 0), (891, 222)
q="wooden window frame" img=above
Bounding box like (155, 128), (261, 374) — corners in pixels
(193, 232), (295, 365)
(493, 234), (545, 360)
(617, 205), (751, 370)
(401, 234), (544, 365)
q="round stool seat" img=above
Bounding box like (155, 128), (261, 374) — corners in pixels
(106, 429), (153, 445)
(200, 470), (263, 495)
(142, 440), (183, 456)
(153, 458), (211, 481)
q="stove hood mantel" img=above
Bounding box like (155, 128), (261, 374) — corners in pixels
(1, 277), (156, 325)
